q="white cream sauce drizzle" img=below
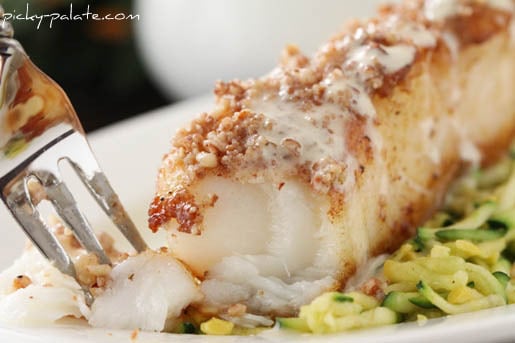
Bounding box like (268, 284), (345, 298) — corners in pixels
(395, 23), (437, 48)
(424, 0), (460, 21)
(383, 16), (437, 48)
(249, 100), (347, 164)
(346, 44), (417, 75)
(459, 139), (482, 166)
(449, 117), (482, 167)
(442, 32), (460, 61)
(322, 73), (376, 118)
(424, 0), (514, 22)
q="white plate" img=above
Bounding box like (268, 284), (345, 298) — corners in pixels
(1, 95), (515, 342)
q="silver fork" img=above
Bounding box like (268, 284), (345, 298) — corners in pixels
(0, 8), (147, 304)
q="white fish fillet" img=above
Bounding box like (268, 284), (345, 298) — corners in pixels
(149, 0), (515, 316)
(89, 251), (202, 331)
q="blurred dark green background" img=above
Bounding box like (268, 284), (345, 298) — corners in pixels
(2, 0), (171, 132)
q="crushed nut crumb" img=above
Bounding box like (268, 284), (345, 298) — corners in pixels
(96, 276), (108, 288)
(131, 328), (139, 341)
(87, 264), (112, 277)
(74, 253), (111, 289)
(13, 275), (32, 290)
(196, 152), (218, 168)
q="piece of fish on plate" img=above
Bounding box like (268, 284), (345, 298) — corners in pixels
(0, 225), (201, 331)
(149, 0), (515, 316)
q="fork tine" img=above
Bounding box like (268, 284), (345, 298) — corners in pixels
(5, 181), (76, 277)
(74, 167), (149, 253)
(33, 169), (111, 265)
(62, 134), (148, 252)
(5, 181), (95, 306)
